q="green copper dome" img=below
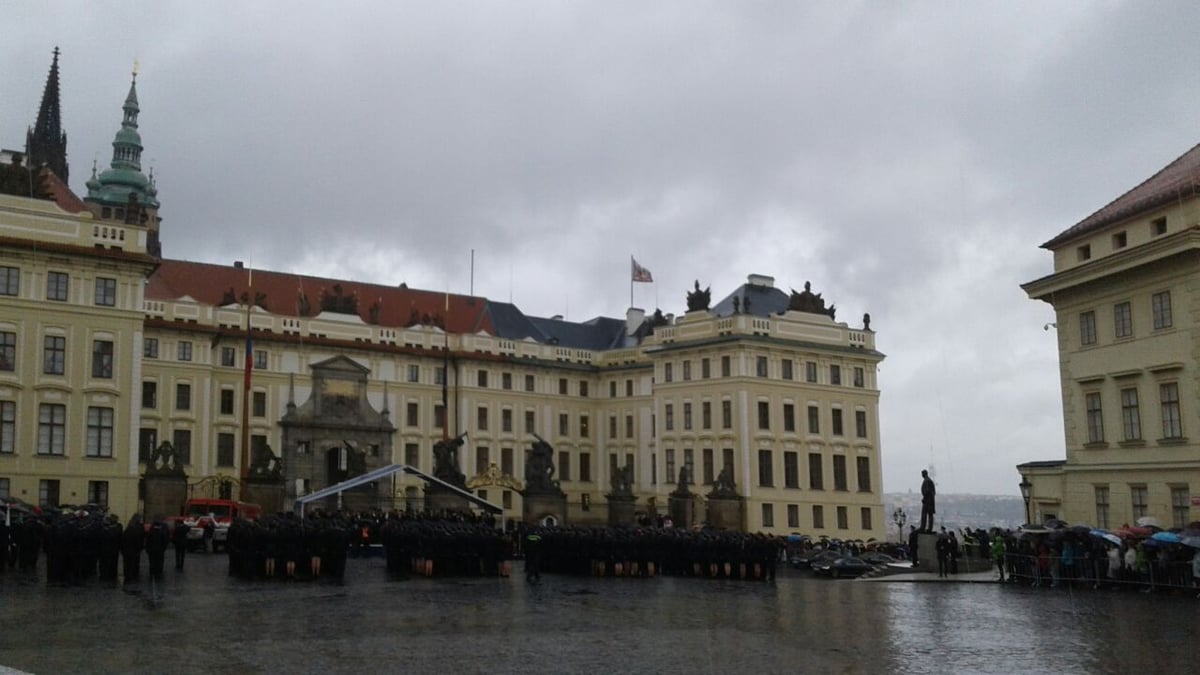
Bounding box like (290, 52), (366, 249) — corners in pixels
(86, 74), (159, 209)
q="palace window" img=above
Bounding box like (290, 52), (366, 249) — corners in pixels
(94, 277), (116, 306)
(833, 455), (848, 491)
(46, 271), (68, 301)
(1160, 383), (1182, 439)
(1130, 486), (1148, 520)
(857, 456), (872, 492)
(0, 331), (14, 371)
(92, 340), (114, 378)
(221, 347), (236, 367)
(219, 389), (235, 415)
(177, 341), (193, 361)
(0, 401), (14, 454)
(1079, 311), (1097, 346)
(1152, 291), (1172, 330)
(1171, 487), (1190, 529)
(856, 410), (868, 438)
(757, 449), (773, 487)
(1120, 388), (1141, 441)
(0, 266), (18, 296)
(173, 429), (192, 465)
(1085, 392), (1104, 443)
(808, 453), (823, 490)
(86, 407), (114, 457)
(43, 335), (65, 375)
(757, 401), (769, 430)
(1094, 487), (1109, 529)
(176, 383), (192, 411)
(783, 451), (799, 488)
(217, 433), (236, 467)
(37, 403), (66, 455)
(1113, 302), (1132, 339)
(144, 337), (159, 359)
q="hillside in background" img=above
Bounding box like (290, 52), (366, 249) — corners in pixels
(881, 493), (1025, 540)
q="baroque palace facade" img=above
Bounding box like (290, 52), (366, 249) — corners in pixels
(0, 54), (886, 538)
(1020, 143), (1200, 529)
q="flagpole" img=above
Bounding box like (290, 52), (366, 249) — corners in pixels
(239, 266), (253, 481)
(442, 291), (450, 442)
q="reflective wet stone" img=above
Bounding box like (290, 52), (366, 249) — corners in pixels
(0, 555), (1193, 674)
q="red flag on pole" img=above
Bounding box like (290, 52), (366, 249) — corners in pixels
(631, 256), (654, 283)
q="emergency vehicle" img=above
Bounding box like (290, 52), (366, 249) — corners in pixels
(180, 498), (262, 551)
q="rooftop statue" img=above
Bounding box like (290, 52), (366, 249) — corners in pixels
(788, 281), (836, 319)
(686, 280), (711, 312)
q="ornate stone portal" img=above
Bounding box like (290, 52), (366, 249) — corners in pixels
(280, 356), (395, 512)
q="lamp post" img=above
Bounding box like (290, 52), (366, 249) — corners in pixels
(892, 507), (907, 543)
(1019, 477), (1032, 526)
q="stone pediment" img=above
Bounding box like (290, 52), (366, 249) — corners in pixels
(310, 354), (370, 375)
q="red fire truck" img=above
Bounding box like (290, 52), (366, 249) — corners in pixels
(180, 498), (263, 551)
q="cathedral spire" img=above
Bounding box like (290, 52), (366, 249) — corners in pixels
(26, 46), (69, 187)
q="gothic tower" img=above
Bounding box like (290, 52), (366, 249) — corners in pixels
(85, 67), (162, 256)
(26, 47), (69, 187)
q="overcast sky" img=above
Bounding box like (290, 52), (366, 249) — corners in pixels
(4, 2), (1199, 496)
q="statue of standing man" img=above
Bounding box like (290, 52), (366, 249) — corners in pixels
(919, 469), (936, 532)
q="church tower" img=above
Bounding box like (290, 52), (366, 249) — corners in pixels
(26, 47), (69, 187)
(85, 67), (162, 256)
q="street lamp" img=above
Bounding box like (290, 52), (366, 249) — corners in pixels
(1019, 477), (1033, 526)
(892, 507), (907, 543)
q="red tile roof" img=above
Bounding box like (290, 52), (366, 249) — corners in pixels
(1042, 143), (1200, 249)
(38, 168), (86, 213)
(147, 259), (494, 335)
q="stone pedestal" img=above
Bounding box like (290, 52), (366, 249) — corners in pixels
(668, 493), (694, 529)
(705, 496), (744, 531)
(241, 479), (286, 515)
(425, 485), (473, 514)
(524, 491), (568, 526)
(915, 532), (940, 573)
(143, 472), (187, 521)
(606, 494), (637, 527)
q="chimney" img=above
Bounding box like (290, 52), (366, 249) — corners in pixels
(747, 274), (774, 288)
(234, 261), (244, 269)
(626, 307), (645, 335)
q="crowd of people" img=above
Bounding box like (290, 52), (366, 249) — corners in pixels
(991, 527), (1200, 595)
(10, 502), (1198, 596)
(0, 507), (184, 585)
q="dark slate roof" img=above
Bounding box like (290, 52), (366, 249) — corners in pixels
(711, 282), (791, 317)
(1042, 143), (1200, 249)
(526, 315), (628, 350)
(482, 301), (549, 342)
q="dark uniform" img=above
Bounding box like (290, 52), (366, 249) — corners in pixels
(121, 515), (144, 584)
(173, 520), (191, 571)
(145, 519), (170, 582)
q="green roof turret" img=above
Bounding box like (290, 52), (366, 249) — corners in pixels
(86, 67), (159, 209)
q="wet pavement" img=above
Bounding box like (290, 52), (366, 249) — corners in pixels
(1, 554), (1195, 674)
